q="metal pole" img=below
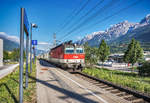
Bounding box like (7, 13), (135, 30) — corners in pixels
(25, 35), (29, 88)
(19, 8), (24, 103)
(30, 24), (32, 73)
(53, 33), (56, 47)
(33, 45), (35, 64)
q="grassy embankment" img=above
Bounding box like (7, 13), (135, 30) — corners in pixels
(4, 62), (18, 65)
(0, 62), (36, 103)
(83, 67), (150, 95)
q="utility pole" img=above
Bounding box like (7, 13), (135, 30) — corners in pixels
(33, 45), (36, 64)
(53, 33), (56, 47)
(30, 23), (32, 73)
(30, 24), (38, 73)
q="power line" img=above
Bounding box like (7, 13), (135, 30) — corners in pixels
(56, 0), (91, 34)
(64, 0), (105, 34)
(67, 0), (118, 34)
(62, 0), (142, 41)
(95, 0), (142, 26)
(74, 0), (125, 34)
(61, 0), (119, 41)
(74, 0), (91, 16)
(79, 0), (142, 34)
(55, 0), (82, 34)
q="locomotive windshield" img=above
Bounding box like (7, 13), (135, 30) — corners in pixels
(65, 48), (74, 54)
(76, 48), (84, 53)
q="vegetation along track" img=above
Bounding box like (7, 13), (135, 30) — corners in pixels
(41, 59), (150, 103)
(70, 71), (150, 103)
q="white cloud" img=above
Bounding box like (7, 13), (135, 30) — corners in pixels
(0, 32), (6, 35)
(37, 41), (52, 51)
(0, 32), (54, 52)
(38, 42), (51, 45)
(0, 32), (19, 44)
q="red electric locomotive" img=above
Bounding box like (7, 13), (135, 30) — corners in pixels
(49, 41), (85, 69)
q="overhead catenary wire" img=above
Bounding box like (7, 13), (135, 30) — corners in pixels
(60, 0), (119, 41)
(62, 0), (142, 41)
(95, 0), (142, 27)
(64, 0), (105, 34)
(74, 0), (91, 16)
(55, 0), (83, 34)
(56, 0), (91, 34)
(73, 0), (125, 35)
(78, 0), (143, 36)
(65, 0), (118, 35)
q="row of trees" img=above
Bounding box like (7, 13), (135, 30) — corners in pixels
(84, 38), (144, 68)
(3, 48), (25, 62)
(124, 39), (143, 67)
(84, 39), (110, 66)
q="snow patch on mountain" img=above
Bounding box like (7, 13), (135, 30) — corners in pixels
(106, 20), (135, 38)
(140, 14), (150, 24)
(77, 14), (150, 46)
(77, 31), (104, 44)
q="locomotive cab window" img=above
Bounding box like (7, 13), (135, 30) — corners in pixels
(76, 48), (84, 53)
(65, 48), (74, 54)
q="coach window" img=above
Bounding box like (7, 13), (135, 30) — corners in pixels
(65, 48), (74, 54)
(76, 48), (84, 53)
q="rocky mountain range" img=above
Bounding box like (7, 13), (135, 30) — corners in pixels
(77, 14), (150, 47)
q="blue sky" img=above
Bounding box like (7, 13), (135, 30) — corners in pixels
(0, 0), (150, 50)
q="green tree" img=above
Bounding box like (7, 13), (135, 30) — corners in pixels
(84, 42), (98, 66)
(10, 48), (26, 62)
(3, 51), (9, 60)
(124, 38), (143, 70)
(89, 47), (98, 66)
(10, 48), (20, 61)
(138, 61), (150, 76)
(84, 42), (90, 64)
(98, 39), (110, 66)
(136, 41), (144, 61)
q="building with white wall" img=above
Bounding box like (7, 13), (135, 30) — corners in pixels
(0, 39), (3, 66)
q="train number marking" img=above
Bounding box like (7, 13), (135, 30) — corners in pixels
(73, 56), (78, 58)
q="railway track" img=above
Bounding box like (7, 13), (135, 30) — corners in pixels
(70, 71), (150, 103)
(41, 59), (150, 103)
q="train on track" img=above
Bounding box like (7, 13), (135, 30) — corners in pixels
(41, 41), (85, 70)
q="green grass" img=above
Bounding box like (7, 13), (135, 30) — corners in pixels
(0, 62), (36, 103)
(82, 67), (150, 94)
(129, 66), (138, 70)
(4, 62), (18, 65)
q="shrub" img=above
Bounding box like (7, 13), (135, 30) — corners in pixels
(138, 61), (150, 76)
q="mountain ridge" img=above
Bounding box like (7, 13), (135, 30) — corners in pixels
(0, 32), (19, 51)
(77, 14), (150, 46)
